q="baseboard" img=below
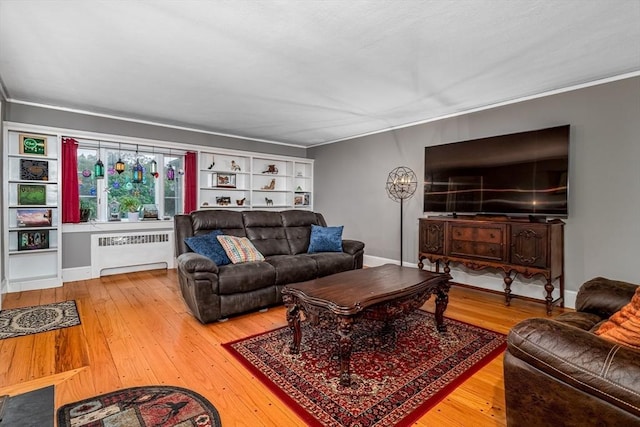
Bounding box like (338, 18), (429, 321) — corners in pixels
(62, 267), (93, 283)
(62, 263), (171, 283)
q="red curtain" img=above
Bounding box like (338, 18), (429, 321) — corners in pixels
(62, 137), (80, 223)
(184, 151), (198, 213)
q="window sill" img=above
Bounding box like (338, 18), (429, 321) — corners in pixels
(62, 219), (174, 234)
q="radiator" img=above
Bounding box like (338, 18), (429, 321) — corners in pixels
(90, 231), (175, 278)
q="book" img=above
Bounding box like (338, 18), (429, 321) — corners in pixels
(17, 184), (47, 205)
(20, 159), (49, 181)
(16, 209), (52, 227)
(17, 230), (50, 251)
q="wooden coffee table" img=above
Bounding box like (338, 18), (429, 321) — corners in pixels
(281, 264), (451, 386)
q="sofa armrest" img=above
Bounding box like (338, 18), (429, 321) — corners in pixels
(576, 277), (639, 317)
(342, 239), (365, 255)
(177, 252), (220, 275)
(507, 317), (640, 416)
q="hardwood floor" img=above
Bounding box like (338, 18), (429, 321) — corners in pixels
(0, 268), (568, 426)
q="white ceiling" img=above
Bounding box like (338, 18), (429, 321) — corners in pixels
(1, 1), (639, 147)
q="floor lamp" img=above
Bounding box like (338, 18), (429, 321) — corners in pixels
(385, 166), (417, 267)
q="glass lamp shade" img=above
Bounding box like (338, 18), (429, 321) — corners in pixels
(166, 164), (175, 181)
(115, 158), (126, 174)
(94, 159), (105, 179)
(132, 159), (144, 183)
(150, 159), (159, 178)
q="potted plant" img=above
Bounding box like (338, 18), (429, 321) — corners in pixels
(79, 200), (93, 222)
(120, 196), (141, 221)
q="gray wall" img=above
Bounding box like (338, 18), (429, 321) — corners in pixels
(309, 76), (640, 295)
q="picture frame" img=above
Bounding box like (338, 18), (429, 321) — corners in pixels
(19, 133), (48, 156)
(214, 172), (236, 188)
(16, 209), (52, 227)
(20, 159), (49, 181)
(18, 230), (50, 251)
(294, 195), (303, 205)
(17, 184), (47, 205)
(216, 196), (231, 206)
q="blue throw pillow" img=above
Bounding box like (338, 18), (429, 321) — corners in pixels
(184, 230), (231, 266)
(307, 224), (343, 253)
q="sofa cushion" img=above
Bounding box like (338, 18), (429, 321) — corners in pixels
(305, 252), (354, 277)
(243, 211), (291, 256)
(183, 230), (231, 266)
(281, 210), (322, 254)
(217, 262), (276, 295)
(266, 255), (318, 285)
(595, 286), (640, 349)
(217, 235), (265, 264)
(308, 224), (343, 253)
(191, 210), (246, 236)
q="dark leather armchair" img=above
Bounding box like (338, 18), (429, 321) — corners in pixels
(504, 277), (640, 426)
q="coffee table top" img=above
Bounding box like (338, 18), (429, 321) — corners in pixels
(282, 264), (450, 315)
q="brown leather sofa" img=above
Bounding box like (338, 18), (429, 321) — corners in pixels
(174, 209), (365, 323)
(504, 277), (640, 427)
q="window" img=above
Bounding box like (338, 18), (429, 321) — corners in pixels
(77, 148), (98, 220)
(74, 139), (184, 221)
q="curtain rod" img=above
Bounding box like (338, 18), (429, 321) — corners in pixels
(65, 136), (188, 156)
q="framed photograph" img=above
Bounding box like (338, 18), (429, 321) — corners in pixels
(16, 209), (52, 227)
(18, 230), (50, 251)
(216, 196), (231, 206)
(213, 173), (236, 188)
(294, 195), (303, 205)
(17, 184), (47, 205)
(19, 133), (48, 156)
(20, 159), (49, 181)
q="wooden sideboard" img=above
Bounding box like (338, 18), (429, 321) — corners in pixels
(418, 216), (564, 315)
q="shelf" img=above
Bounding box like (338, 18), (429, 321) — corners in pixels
(9, 248), (58, 255)
(9, 226), (57, 232)
(200, 187), (249, 191)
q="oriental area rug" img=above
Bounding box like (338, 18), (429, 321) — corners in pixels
(57, 385), (222, 427)
(0, 300), (80, 339)
(224, 310), (506, 427)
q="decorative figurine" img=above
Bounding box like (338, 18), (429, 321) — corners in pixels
(261, 179), (276, 190)
(262, 164), (278, 174)
(231, 160), (241, 171)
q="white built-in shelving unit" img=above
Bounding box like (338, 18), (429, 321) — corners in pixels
(3, 125), (62, 292)
(198, 150), (313, 211)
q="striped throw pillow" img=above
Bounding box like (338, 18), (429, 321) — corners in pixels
(216, 235), (265, 264)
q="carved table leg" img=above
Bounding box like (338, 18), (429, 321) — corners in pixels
(435, 285), (449, 333)
(337, 316), (354, 387)
(544, 279), (554, 316)
(443, 261), (450, 276)
(503, 272), (513, 306)
(418, 256), (425, 270)
(286, 303), (301, 354)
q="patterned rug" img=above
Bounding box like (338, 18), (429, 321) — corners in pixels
(57, 385), (222, 427)
(0, 300), (80, 339)
(224, 310), (506, 427)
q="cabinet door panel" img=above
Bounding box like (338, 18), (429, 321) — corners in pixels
(510, 224), (548, 268)
(419, 220), (445, 254)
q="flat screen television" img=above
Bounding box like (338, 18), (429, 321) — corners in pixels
(423, 125), (569, 217)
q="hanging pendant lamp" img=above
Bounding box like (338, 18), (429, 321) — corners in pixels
(115, 142), (126, 174)
(94, 140), (105, 179)
(150, 146), (158, 178)
(132, 145), (143, 183)
(166, 148), (175, 181)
